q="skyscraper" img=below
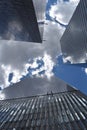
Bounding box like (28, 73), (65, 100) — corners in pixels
(0, 77), (87, 130)
(60, 0), (87, 63)
(0, 0), (46, 43)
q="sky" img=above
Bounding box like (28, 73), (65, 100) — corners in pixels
(0, 0), (87, 95)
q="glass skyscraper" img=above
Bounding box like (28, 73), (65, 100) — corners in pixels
(0, 90), (87, 130)
(60, 0), (87, 63)
(0, 0), (46, 43)
(0, 77), (87, 130)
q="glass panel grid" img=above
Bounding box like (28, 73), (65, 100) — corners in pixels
(0, 91), (87, 130)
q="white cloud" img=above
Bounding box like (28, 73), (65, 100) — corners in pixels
(62, 52), (87, 64)
(24, 53), (54, 80)
(0, 92), (5, 100)
(0, 53), (54, 88)
(84, 68), (87, 75)
(49, 0), (80, 24)
(63, 56), (73, 63)
(42, 53), (54, 79)
(0, 19), (64, 88)
(0, 1), (80, 88)
(1, 64), (11, 87)
(1, 64), (22, 87)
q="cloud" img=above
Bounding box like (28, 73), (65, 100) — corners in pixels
(0, 53), (54, 88)
(0, 92), (5, 100)
(83, 68), (87, 75)
(0, 22), (60, 88)
(1, 64), (22, 87)
(23, 53), (54, 79)
(49, 0), (80, 24)
(0, 0), (80, 88)
(62, 54), (87, 64)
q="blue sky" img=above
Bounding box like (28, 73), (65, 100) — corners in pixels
(54, 55), (87, 94)
(0, 0), (87, 95)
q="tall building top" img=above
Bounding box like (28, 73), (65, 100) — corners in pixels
(0, 0), (46, 43)
(0, 76), (77, 100)
(60, 0), (87, 63)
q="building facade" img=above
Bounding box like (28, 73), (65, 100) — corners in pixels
(0, 90), (87, 130)
(0, 0), (46, 43)
(60, 0), (87, 63)
(0, 77), (87, 130)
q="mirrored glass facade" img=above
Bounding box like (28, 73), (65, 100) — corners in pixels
(32, 0), (46, 40)
(0, 0), (46, 43)
(0, 90), (87, 130)
(60, 0), (87, 63)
